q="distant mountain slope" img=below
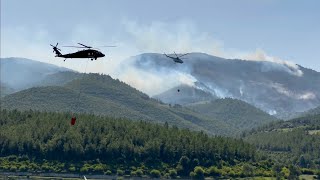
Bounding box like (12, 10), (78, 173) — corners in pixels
(187, 98), (278, 132)
(1, 86), (148, 121)
(0, 82), (15, 97)
(128, 53), (320, 119)
(302, 106), (320, 116)
(153, 83), (217, 105)
(38, 71), (82, 87)
(0, 57), (72, 94)
(243, 114), (320, 168)
(1, 73), (235, 136)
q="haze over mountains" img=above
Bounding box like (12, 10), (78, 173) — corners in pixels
(119, 53), (320, 119)
(1, 54), (320, 124)
(0, 58), (70, 96)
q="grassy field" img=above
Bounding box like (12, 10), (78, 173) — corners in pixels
(299, 174), (318, 180)
(308, 130), (320, 135)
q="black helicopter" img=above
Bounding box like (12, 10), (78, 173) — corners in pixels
(164, 52), (189, 63)
(50, 43), (115, 61)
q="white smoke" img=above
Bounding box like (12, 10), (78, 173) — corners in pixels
(205, 84), (232, 98)
(121, 20), (225, 57)
(239, 86), (244, 96)
(270, 83), (316, 100)
(113, 56), (197, 96)
(1, 20), (308, 96)
(118, 69), (197, 96)
(299, 92), (316, 100)
(238, 49), (303, 77)
(268, 110), (277, 115)
(110, 21), (305, 95)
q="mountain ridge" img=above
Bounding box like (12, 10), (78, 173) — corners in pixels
(187, 98), (279, 132)
(0, 57), (72, 92)
(1, 73), (237, 136)
(126, 53), (320, 119)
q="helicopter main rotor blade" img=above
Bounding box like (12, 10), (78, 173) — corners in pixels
(174, 51), (178, 57)
(62, 43), (115, 49)
(164, 54), (175, 59)
(78, 43), (92, 48)
(98, 45), (117, 47)
(62, 46), (87, 48)
(178, 53), (189, 58)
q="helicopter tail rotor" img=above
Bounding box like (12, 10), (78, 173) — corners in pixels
(50, 43), (62, 56)
(50, 43), (61, 51)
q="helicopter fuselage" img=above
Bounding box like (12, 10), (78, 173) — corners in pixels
(57, 49), (105, 60)
(173, 57), (183, 63)
(164, 53), (184, 63)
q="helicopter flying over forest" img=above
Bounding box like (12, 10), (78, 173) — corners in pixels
(50, 43), (115, 61)
(164, 52), (189, 63)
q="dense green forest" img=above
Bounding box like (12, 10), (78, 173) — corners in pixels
(1, 72), (320, 178)
(244, 114), (320, 170)
(2, 72), (273, 137)
(0, 109), (257, 163)
(188, 98), (278, 132)
(1, 109), (318, 178)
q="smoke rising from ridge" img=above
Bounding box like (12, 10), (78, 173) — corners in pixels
(238, 49), (303, 76)
(1, 20), (308, 96)
(106, 20), (306, 96)
(113, 55), (197, 96)
(270, 82), (316, 100)
(121, 20), (225, 57)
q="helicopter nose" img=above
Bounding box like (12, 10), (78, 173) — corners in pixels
(101, 53), (105, 57)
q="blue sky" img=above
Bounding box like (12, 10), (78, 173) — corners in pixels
(1, 0), (319, 72)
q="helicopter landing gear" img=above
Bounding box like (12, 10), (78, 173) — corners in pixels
(91, 58), (93, 61)
(64, 58), (66, 62)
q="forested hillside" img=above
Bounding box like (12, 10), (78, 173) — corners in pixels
(302, 106), (320, 117)
(0, 109), (263, 178)
(188, 98), (278, 132)
(153, 84), (218, 105)
(1, 73), (242, 136)
(244, 114), (320, 169)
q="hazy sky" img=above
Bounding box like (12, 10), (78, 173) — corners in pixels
(1, 0), (319, 72)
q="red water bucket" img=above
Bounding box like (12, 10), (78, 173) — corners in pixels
(71, 117), (76, 125)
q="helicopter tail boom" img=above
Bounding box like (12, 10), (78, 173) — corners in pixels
(54, 49), (62, 57)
